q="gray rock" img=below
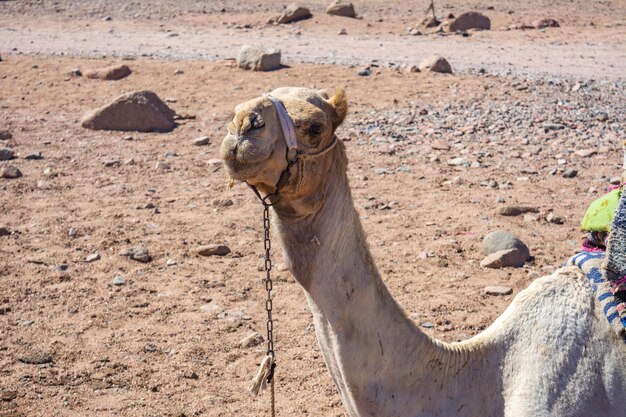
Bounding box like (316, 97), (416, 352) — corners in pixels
(482, 231), (530, 260)
(0, 164), (22, 179)
(112, 275), (126, 286)
(0, 130), (12, 140)
(197, 244), (231, 257)
(103, 159), (120, 167)
(154, 161), (171, 171)
(326, 0), (356, 18)
(533, 18), (560, 29)
(543, 123), (565, 132)
(446, 156), (468, 166)
(276, 3), (312, 24)
(237, 45), (281, 71)
(484, 285), (513, 296)
(0, 227), (10, 237)
(239, 332), (264, 348)
(86, 253), (100, 262)
(357, 67), (371, 76)
(81, 91), (176, 132)
(546, 212), (564, 224)
(193, 136), (210, 146)
(119, 246), (151, 263)
(447, 12), (491, 32)
(163, 151), (177, 158)
(19, 354), (53, 365)
(166, 259), (177, 266)
(84, 64), (131, 81)
(562, 168), (578, 178)
(0, 148), (15, 161)
(68, 227), (78, 237)
(418, 55), (452, 74)
(24, 151), (42, 160)
(496, 206), (538, 216)
(212, 198), (234, 207)
(480, 248), (528, 268)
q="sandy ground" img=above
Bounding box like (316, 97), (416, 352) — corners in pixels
(1, 1), (626, 416)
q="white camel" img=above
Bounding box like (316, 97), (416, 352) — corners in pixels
(220, 87), (626, 417)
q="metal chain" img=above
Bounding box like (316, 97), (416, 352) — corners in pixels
(262, 200), (277, 417)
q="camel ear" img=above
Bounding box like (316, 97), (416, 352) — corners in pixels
(327, 87), (348, 129)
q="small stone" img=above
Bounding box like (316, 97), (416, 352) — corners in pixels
(86, 253), (100, 262)
(533, 18), (560, 29)
(0, 148), (15, 161)
(144, 343), (157, 352)
(196, 244), (231, 257)
(24, 151), (42, 160)
(212, 198), (233, 207)
(418, 55), (452, 74)
(543, 123), (565, 132)
(183, 371), (199, 380)
(574, 149), (596, 158)
(496, 206), (539, 216)
(482, 231), (530, 260)
(56, 264), (69, 271)
(338, 28), (347, 35)
(239, 332), (264, 348)
(524, 213), (539, 222)
(0, 164), (22, 179)
(405, 64), (420, 73)
(166, 259), (177, 266)
(447, 157), (468, 166)
(71, 68), (82, 77)
(484, 285), (513, 296)
(480, 248), (528, 269)
(155, 161), (171, 171)
(122, 135), (134, 141)
(103, 15), (112, 21)
(495, 196), (505, 203)
(37, 180), (51, 189)
(357, 67), (371, 76)
(163, 151), (177, 158)
(0, 130), (12, 140)
(84, 64), (131, 81)
(237, 45), (281, 71)
(546, 212), (564, 224)
(103, 159), (120, 167)
(119, 246), (151, 263)
(193, 136), (210, 146)
(19, 354), (53, 365)
(431, 139), (450, 151)
(596, 112), (609, 122)
(0, 227), (10, 237)
(562, 169), (578, 178)
(112, 275), (126, 286)
(0, 390), (17, 401)
(421, 321), (434, 329)
(68, 227), (78, 237)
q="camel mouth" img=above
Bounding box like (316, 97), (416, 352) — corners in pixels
(222, 158), (266, 182)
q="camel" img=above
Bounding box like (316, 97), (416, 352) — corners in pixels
(220, 87), (626, 417)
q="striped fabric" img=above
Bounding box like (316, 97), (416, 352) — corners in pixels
(567, 251), (626, 340)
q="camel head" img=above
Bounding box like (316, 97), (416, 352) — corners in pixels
(220, 87), (348, 211)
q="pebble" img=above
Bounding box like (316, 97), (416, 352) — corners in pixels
(0, 148), (15, 161)
(484, 285), (513, 296)
(482, 231), (530, 260)
(119, 246), (151, 263)
(163, 151), (177, 158)
(0, 130), (12, 140)
(357, 68), (371, 76)
(24, 151), (43, 160)
(421, 321), (434, 329)
(183, 371), (199, 380)
(0, 227), (10, 237)
(0, 164), (22, 179)
(37, 180), (51, 190)
(239, 332), (264, 348)
(197, 244), (231, 257)
(85, 253), (100, 262)
(166, 259), (177, 266)
(212, 198), (234, 207)
(155, 161), (171, 171)
(19, 354), (53, 365)
(562, 168), (578, 178)
(193, 136), (210, 146)
(496, 206), (538, 216)
(68, 227), (78, 237)
(447, 157), (468, 166)
(103, 159), (120, 167)
(574, 149), (596, 158)
(112, 275), (126, 286)
(546, 212), (564, 224)
(480, 248), (527, 268)
(543, 123), (565, 132)
(495, 196), (505, 203)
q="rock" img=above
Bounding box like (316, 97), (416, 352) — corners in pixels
(543, 123), (565, 132)
(431, 139), (450, 150)
(85, 253), (100, 262)
(0, 148), (15, 161)
(163, 151), (177, 158)
(237, 45), (281, 71)
(357, 67), (371, 76)
(338, 28), (347, 35)
(0, 130), (12, 140)
(524, 213), (540, 222)
(0, 164), (22, 179)
(37, 180), (51, 189)
(68, 227), (78, 237)
(197, 244), (231, 257)
(418, 55), (452, 74)
(212, 198), (234, 207)
(405, 64), (420, 73)
(84, 64), (132, 81)
(562, 169), (578, 178)
(419, 16), (441, 29)
(154, 161), (171, 171)
(103, 159), (120, 167)
(24, 151), (42, 160)
(193, 136), (210, 146)
(112, 275), (126, 286)
(239, 332), (264, 348)
(0, 227), (10, 236)
(276, 3), (312, 24)
(19, 354), (53, 365)
(482, 231), (530, 260)
(0, 390), (17, 401)
(183, 371), (199, 380)
(496, 206), (539, 216)
(70, 68), (82, 77)
(484, 285), (513, 296)
(81, 91), (176, 132)
(446, 11), (491, 32)
(119, 246), (151, 263)
(480, 248), (528, 268)
(166, 259), (177, 266)
(574, 149), (596, 158)
(326, 0), (356, 18)
(446, 157), (467, 166)
(546, 212), (564, 224)
(534, 18), (560, 29)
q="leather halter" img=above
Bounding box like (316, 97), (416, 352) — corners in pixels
(247, 96), (338, 205)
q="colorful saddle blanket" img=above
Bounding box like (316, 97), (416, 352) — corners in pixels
(567, 251), (626, 340)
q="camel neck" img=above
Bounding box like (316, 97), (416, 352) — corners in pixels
(273, 149), (458, 416)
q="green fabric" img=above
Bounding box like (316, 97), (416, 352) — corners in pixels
(581, 188), (621, 232)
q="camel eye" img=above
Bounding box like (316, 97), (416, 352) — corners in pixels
(308, 123), (324, 136)
(251, 114), (265, 129)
